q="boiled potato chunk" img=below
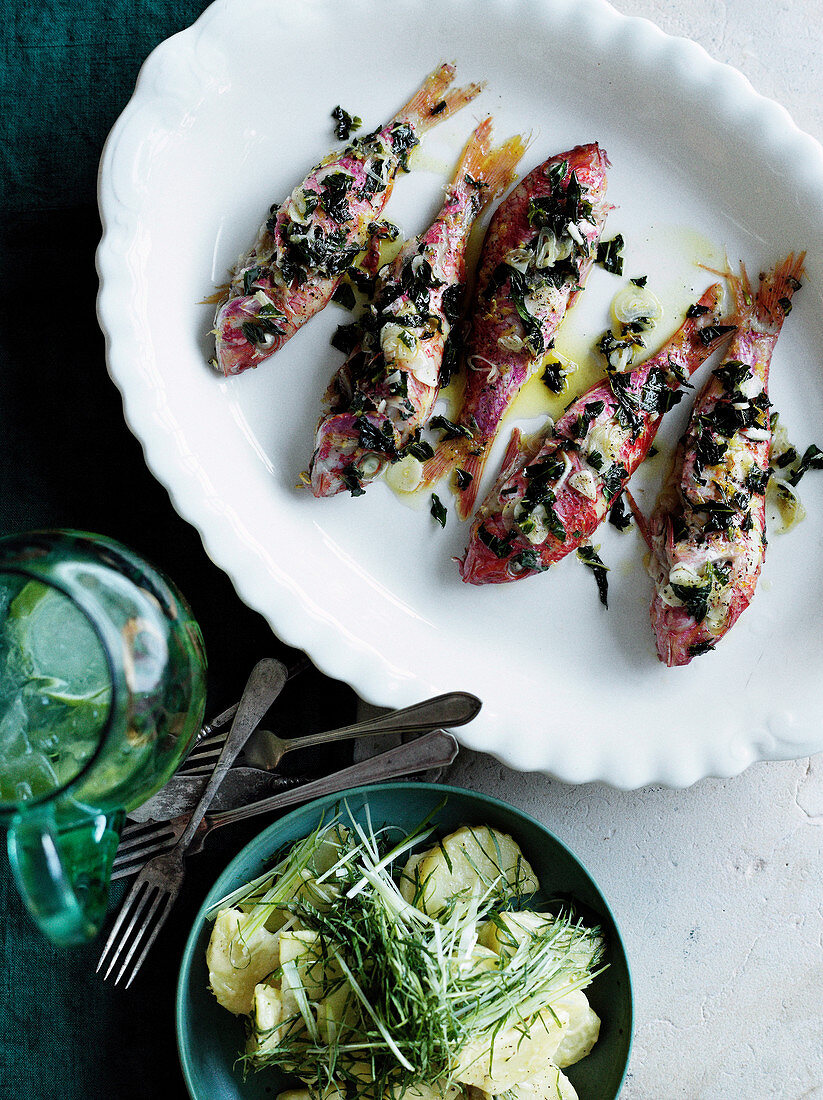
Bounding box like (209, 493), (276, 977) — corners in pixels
(316, 978), (358, 1044)
(276, 1088), (345, 1100)
(207, 907), (281, 1015)
(280, 929), (339, 1019)
(386, 1083), (463, 1100)
(398, 852), (427, 905)
(476, 1063), (579, 1100)
(454, 1005), (569, 1091)
(552, 989), (601, 1068)
(247, 982), (287, 1059)
(416, 826), (538, 917)
(478, 911), (556, 957)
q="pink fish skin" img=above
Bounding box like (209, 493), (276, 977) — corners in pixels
(308, 118), (526, 498)
(422, 143), (612, 518)
(648, 253), (805, 667)
(460, 282), (735, 585)
(213, 63), (483, 377)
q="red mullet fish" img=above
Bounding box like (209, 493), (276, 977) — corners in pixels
(422, 143), (611, 518)
(308, 118), (526, 498)
(213, 63), (483, 376)
(647, 254), (804, 666)
(460, 282), (736, 584)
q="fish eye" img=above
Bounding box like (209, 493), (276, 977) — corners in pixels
(507, 559), (524, 577)
(255, 331), (278, 350)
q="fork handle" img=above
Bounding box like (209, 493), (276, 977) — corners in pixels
(175, 659), (288, 851)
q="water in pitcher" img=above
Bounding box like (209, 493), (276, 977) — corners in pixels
(0, 577), (112, 804)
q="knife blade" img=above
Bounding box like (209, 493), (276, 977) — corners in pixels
(127, 766), (306, 823)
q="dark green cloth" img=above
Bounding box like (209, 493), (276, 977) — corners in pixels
(0, 4), (357, 1096)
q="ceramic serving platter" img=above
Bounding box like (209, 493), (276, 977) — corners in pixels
(97, 0), (823, 787)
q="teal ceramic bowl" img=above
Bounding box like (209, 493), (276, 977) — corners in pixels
(177, 783), (633, 1099)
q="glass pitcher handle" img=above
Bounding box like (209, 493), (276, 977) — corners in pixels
(6, 802), (123, 946)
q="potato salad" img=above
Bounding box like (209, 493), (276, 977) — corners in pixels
(205, 808), (606, 1100)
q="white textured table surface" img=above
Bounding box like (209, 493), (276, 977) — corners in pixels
(443, 3), (823, 1096)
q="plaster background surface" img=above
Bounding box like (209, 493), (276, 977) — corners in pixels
(444, 5), (823, 1095)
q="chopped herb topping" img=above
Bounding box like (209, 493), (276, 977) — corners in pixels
(608, 495), (632, 531)
(430, 415), (473, 441)
(670, 561), (730, 623)
(430, 494), (447, 528)
(698, 324), (736, 348)
(455, 468), (473, 491)
(331, 282), (357, 311)
(631, 275), (648, 287)
(541, 358), (566, 393)
(400, 434), (435, 462)
(596, 234), (624, 275)
(340, 464), (366, 497)
(331, 105), (362, 141)
(478, 525), (516, 558)
(688, 641), (716, 658)
(600, 462), (629, 502)
(576, 545), (610, 607)
(788, 443), (823, 486)
(510, 548), (548, 574)
(331, 322), (361, 354)
(686, 303), (710, 318)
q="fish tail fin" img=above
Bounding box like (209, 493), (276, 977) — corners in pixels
(754, 251), (806, 332)
(395, 61), (485, 133)
(449, 118), (526, 210)
(421, 435), (490, 520)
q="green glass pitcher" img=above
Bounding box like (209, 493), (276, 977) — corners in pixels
(0, 530), (207, 945)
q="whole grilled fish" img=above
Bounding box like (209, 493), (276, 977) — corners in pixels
(423, 143), (611, 518)
(647, 254), (804, 666)
(213, 63), (483, 376)
(309, 117), (526, 497)
(460, 283), (736, 584)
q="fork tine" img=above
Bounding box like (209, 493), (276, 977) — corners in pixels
(97, 878), (153, 978)
(114, 888), (175, 989)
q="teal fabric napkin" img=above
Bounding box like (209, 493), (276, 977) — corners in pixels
(0, 3), (358, 1095)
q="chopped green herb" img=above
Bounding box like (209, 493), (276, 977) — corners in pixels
(510, 548), (548, 574)
(331, 105), (362, 140)
(686, 303), (710, 318)
(478, 525), (516, 558)
(576, 545), (610, 607)
(688, 641), (716, 657)
(341, 464), (366, 497)
(698, 324), (736, 348)
(541, 359), (566, 394)
(430, 494), (447, 528)
(455, 468), (473, 491)
(608, 495), (632, 531)
(596, 234), (624, 275)
(331, 282), (357, 311)
(631, 275), (648, 287)
(788, 444), (823, 486)
(430, 415), (473, 441)
(331, 322), (361, 354)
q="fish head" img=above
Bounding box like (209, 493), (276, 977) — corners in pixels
(214, 295), (291, 376)
(650, 599), (713, 667)
(309, 412), (391, 498)
(460, 516), (545, 585)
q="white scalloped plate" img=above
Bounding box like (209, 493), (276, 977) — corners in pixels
(97, 0), (823, 787)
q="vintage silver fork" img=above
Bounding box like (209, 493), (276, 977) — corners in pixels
(96, 657), (288, 987)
